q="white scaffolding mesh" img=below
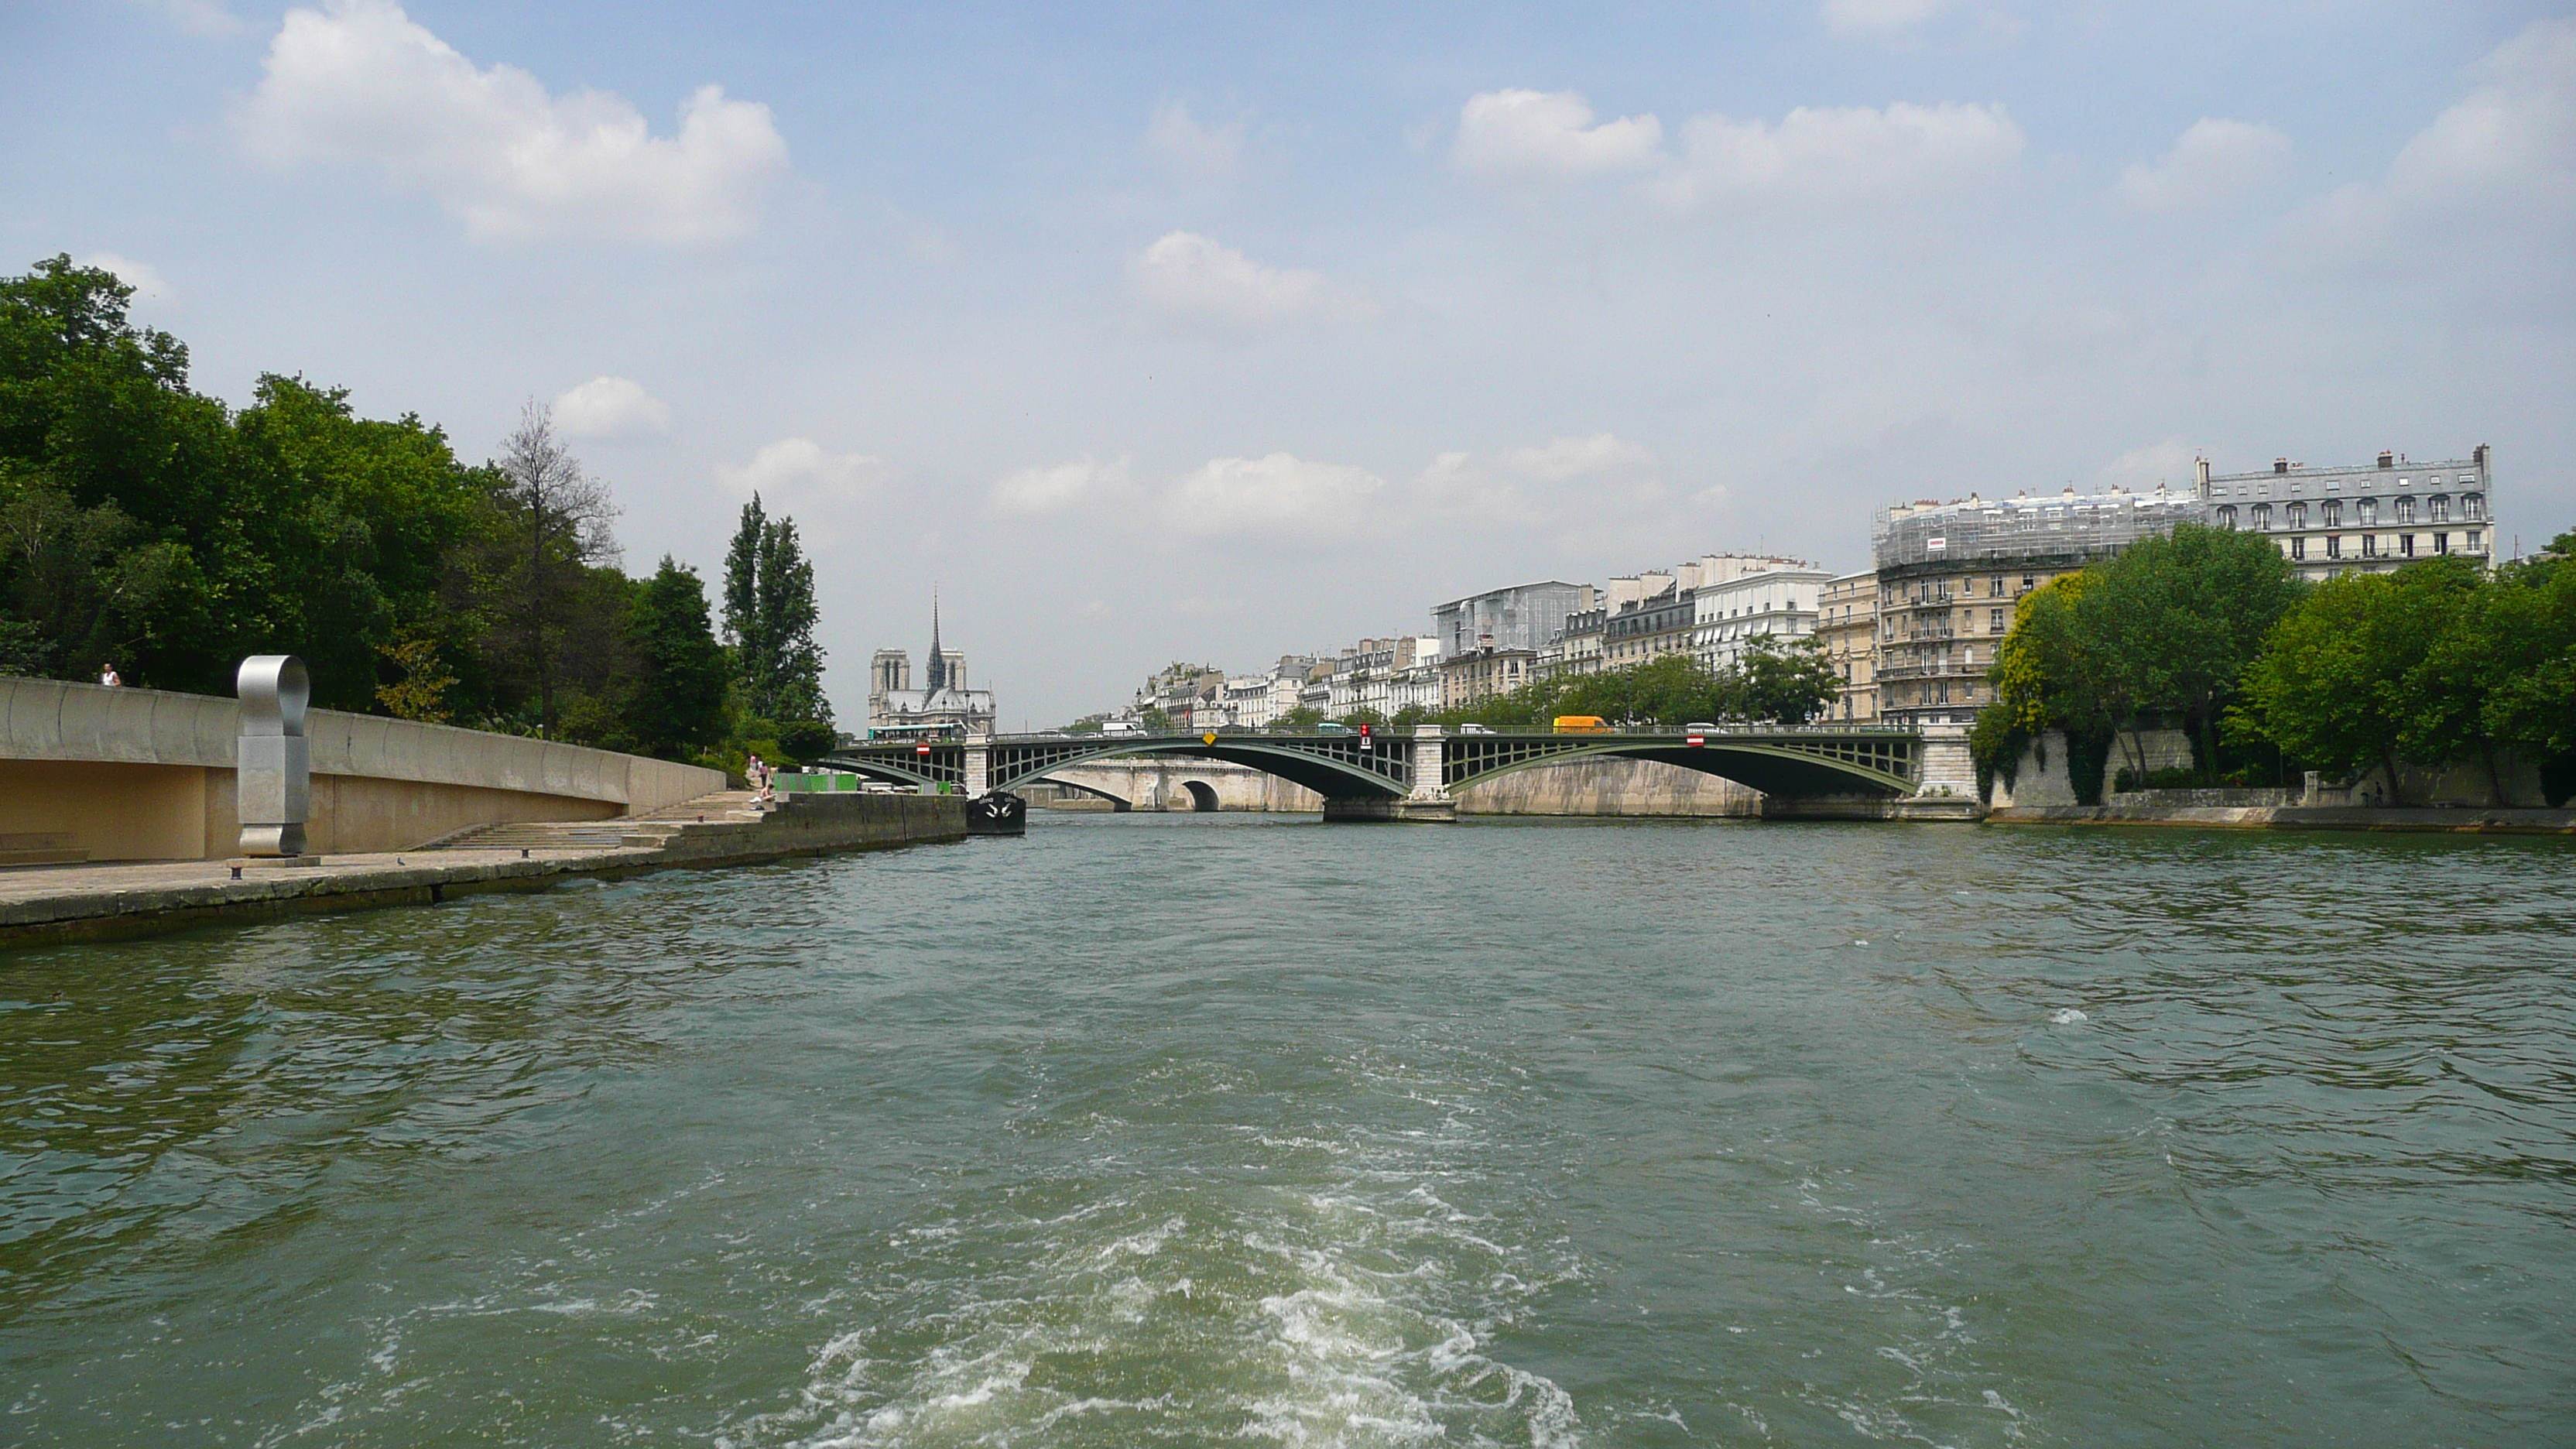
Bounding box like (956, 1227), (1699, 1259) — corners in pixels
(1872, 489), (2205, 570)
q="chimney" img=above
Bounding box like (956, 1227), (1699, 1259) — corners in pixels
(2377, 450), (2394, 469)
(2273, 457), (2290, 474)
(2474, 443), (2489, 469)
(2195, 457), (2211, 488)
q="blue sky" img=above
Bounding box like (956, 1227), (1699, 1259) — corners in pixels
(5, 1), (2571, 725)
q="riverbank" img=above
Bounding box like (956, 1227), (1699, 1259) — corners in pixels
(1989, 802), (2576, 834)
(0, 790), (966, 951)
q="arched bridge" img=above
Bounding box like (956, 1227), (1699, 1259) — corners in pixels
(821, 724), (1971, 821)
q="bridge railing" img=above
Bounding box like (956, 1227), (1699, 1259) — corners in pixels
(971, 721), (1918, 743)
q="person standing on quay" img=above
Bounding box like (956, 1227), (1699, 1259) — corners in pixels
(99, 663), (121, 687)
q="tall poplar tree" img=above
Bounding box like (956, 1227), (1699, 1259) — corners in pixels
(719, 493), (828, 725)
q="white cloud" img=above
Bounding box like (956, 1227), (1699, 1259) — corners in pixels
(990, 455), (1134, 516)
(1127, 231), (1372, 337)
(1652, 101), (2023, 212)
(2093, 437), (2201, 492)
(76, 252), (175, 302)
(134, 0), (248, 36)
(1453, 89), (1664, 183)
(1146, 101), (1245, 185)
(717, 439), (889, 546)
(2297, 18), (2574, 265)
(2118, 119), (2292, 213)
(2369, 18), (2574, 215)
(1820, 0), (1954, 39)
(552, 376), (671, 440)
(1416, 434), (1663, 526)
(1170, 453), (1386, 541)
(233, 0), (788, 244)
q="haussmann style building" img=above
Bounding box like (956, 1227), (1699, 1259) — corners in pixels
(1870, 485), (2206, 727)
(2197, 446), (2495, 582)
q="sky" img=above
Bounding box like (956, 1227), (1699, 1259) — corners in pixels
(4, 0), (2571, 727)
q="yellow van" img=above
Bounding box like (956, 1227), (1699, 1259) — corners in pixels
(1552, 715), (1611, 734)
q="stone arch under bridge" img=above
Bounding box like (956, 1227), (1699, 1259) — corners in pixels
(820, 726), (1966, 820)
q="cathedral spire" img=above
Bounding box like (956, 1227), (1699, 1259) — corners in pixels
(926, 591), (947, 694)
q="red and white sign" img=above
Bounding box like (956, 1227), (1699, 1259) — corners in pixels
(916, 743), (931, 757)
(1686, 732), (1705, 748)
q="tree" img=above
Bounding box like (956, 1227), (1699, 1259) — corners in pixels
(1273, 704), (1324, 729)
(0, 471), (191, 679)
(486, 401), (619, 735)
(1139, 705), (1173, 731)
(1340, 706), (1389, 728)
(2235, 564), (2468, 801)
(1736, 635), (1839, 724)
(721, 495), (766, 697)
(625, 557), (731, 759)
(2079, 523), (2306, 777)
(720, 494), (830, 725)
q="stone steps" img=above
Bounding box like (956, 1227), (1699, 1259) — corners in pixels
(434, 793), (773, 853)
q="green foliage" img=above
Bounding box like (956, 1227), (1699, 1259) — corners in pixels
(2235, 554), (2576, 801)
(1063, 718), (1104, 735)
(721, 494), (829, 726)
(1991, 524), (2305, 784)
(1273, 704), (1324, 730)
(0, 253), (840, 771)
(625, 557), (732, 760)
(1968, 702), (2027, 803)
(1388, 704), (1427, 730)
(1338, 707), (1389, 728)
(1139, 705), (1173, 731)
(1737, 635), (1839, 724)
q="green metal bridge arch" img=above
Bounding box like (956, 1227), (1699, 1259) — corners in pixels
(820, 727), (1921, 806)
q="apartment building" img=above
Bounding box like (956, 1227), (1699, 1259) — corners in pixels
(2197, 446), (2494, 581)
(1872, 485), (2204, 726)
(1817, 570), (1878, 721)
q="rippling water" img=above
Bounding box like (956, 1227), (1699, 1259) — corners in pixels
(3, 814), (2571, 1445)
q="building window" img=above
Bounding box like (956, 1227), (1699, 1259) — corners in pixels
(2434, 533), (2450, 554)
(2325, 535), (2341, 560)
(2358, 498), (2378, 526)
(2464, 493), (2485, 522)
(1989, 575), (2004, 596)
(2218, 505), (2238, 529)
(2396, 497), (2416, 524)
(2321, 500), (2342, 527)
(2290, 536), (2307, 560)
(2287, 502), (2308, 529)
(2429, 495), (2451, 523)
(2467, 529), (2483, 550)
(2021, 574), (2036, 591)
(2252, 503), (2273, 530)
(2362, 533), (2379, 558)
(2402, 534), (2417, 557)
(1987, 608), (2003, 633)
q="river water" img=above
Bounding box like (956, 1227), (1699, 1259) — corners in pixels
(2, 814), (2571, 1446)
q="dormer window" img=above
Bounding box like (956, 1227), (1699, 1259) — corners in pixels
(2218, 505), (2238, 529)
(2396, 497), (2415, 523)
(2321, 500), (2341, 528)
(2287, 502), (2308, 529)
(2464, 493), (2485, 522)
(2428, 495), (2451, 523)
(2252, 503), (2273, 530)
(2358, 498), (2378, 526)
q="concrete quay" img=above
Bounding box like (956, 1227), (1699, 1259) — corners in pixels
(0, 790), (967, 952)
(1988, 803), (2576, 834)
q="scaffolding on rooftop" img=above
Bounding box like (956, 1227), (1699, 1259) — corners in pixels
(1872, 491), (2207, 571)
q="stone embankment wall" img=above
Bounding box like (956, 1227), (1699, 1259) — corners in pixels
(1990, 726), (2555, 810)
(1456, 758), (1759, 816)
(2, 678), (722, 861)
(0, 792), (967, 951)
(1026, 755), (1762, 817)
